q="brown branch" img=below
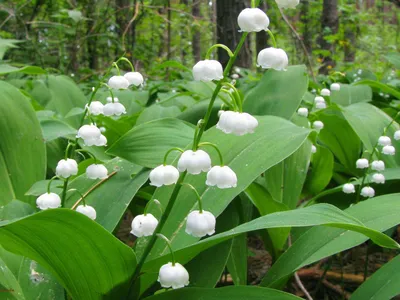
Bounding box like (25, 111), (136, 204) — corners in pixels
(322, 279), (351, 299)
(297, 268), (368, 284)
(71, 171), (118, 210)
(122, 1), (140, 52)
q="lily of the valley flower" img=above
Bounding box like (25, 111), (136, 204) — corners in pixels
(237, 8), (270, 32)
(356, 158), (369, 169)
(372, 173), (385, 184)
(108, 75), (130, 89)
(311, 145), (317, 153)
(371, 160), (385, 171)
(361, 186), (375, 198)
(320, 88), (331, 97)
(86, 164), (108, 179)
(185, 210), (216, 237)
(216, 111), (258, 136)
(315, 96), (327, 109)
(177, 150), (211, 175)
(103, 102), (127, 117)
(378, 136), (391, 146)
(76, 205), (97, 220)
(130, 213), (159, 237)
(382, 145), (395, 155)
(36, 193), (61, 210)
(56, 158), (78, 178)
(275, 0), (300, 9)
(394, 130), (400, 140)
(77, 124), (106, 146)
(297, 107), (308, 117)
(313, 121), (324, 130)
(124, 72), (144, 86)
(342, 183), (355, 194)
(206, 165), (237, 189)
(158, 262), (189, 289)
(330, 83), (341, 91)
(257, 47), (288, 71)
(192, 60), (224, 82)
(87, 101), (104, 116)
(150, 165), (180, 187)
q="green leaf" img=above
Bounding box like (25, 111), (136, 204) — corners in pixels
(0, 209), (137, 300)
(384, 52), (400, 68)
(330, 84), (372, 106)
(25, 179), (63, 197)
(342, 102), (400, 167)
(155, 60), (192, 73)
(0, 65), (47, 75)
(143, 286), (303, 300)
(350, 254), (400, 300)
(107, 118), (195, 168)
(136, 105), (181, 125)
(0, 81), (46, 206)
(40, 119), (77, 142)
(243, 65), (308, 119)
(260, 193), (400, 288)
(354, 79), (400, 100)
(306, 145), (334, 194)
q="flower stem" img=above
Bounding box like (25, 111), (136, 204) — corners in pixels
(181, 183), (203, 213)
(163, 147), (184, 165)
(47, 176), (58, 194)
(117, 57), (135, 72)
(198, 142), (224, 166)
(156, 234), (176, 265)
(143, 199), (162, 216)
(266, 29), (277, 48)
(75, 149), (97, 163)
(205, 44), (234, 59)
(112, 62), (121, 75)
(68, 189), (87, 206)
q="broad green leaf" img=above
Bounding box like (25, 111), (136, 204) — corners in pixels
(384, 52), (400, 68)
(306, 145), (334, 194)
(0, 81), (46, 206)
(39, 119), (76, 142)
(65, 158), (150, 232)
(0, 65), (46, 75)
(144, 286), (302, 300)
(355, 79), (400, 100)
(107, 118), (195, 168)
(136, 104), (181, 125)
(182, 81), (216, 98)
(142, 204), (399, 274)
(243, 65), (308, 119)
(342, 102), (400, 167)
(0, 200), (35, 221)
(330, 84), (372, 106)
(140, 116), (310, 263)
(25, 180), (63, 197)
(350, 254), (400, 300)
(0, 209), (137, 300)
(260, 193), (400, 288)
(178, 99), (222, 128)
(265, 140), (311, 209)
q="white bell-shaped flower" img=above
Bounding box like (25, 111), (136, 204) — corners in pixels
(320, 88), (331, 97)
(275, 0), (300, 9)
(76, 205), (97, 220)
(92, 134), (107, 147)
(361, 186), (375, 198)
(394, 130), (400, 140)
(257, 47), (288, 71)
(356, 158), (369, 169)
(315, 102), (327, 109)
(185, 210), (216, 237)
(237, 8), (269, 32)
(86, 164), (108, 179)
(56, 158), (78, 178)
(108, 75), (130, 89)
(216, 111), (258, 136)
(311, 145), (317, 153)
(124, 72), (144, 86)
(103, 102), (126, 117)
(149, 165), (180, 187)
(314, 96), (325, 104)
(106, 96), (119, 103)
(206, 166), (237, 189)
(378, 136), (391, 146)
(177, 150), (212, 175)
(342, 183), (355, 194)
(77, 124), (102, 141)
(87, 101), (104, 116)
(330, 83), (341, 91)
(372, 173), (385, 184)
(297, 107), (308, 117)
(158, 262), (189, 289)
(193, 60), (224, 82)
(313, 121), (324, 130)
(36, 192), (61, 210)
(382, 145), (395, 155)
(130, 213), (158, 237)
(371, 160), (385, 171)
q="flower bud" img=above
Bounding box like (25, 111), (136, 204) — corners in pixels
(124, 72), (144, 86)
(320, 88), (331, 97)
(130, 213), (158, 237)
(193, 60), (224, 82)
(36, 192), (61, 210)
(275, 0), (300, 9)
(149, 165), (180, 187)
(382, 145), (395, 155)
(378, 136), (391, 146)
(330, 83), (341, 91)
(216, 111), (258, 136)
(297, 108), (308, 117)
(237, 8), (269, 32)
(158, 262), (189, 289)
(56, 158), (78, 178)
(342, 183), (355, 194)
(103, 102), (126, 117)
(108, 75), (130, 89)
(185, 210), (216, 237)
(361, 186), (375, 198)
(313, 121), (324, 130)
(372, 173), (385, 184)
(356, 158), (369, 169)
(76, 205), (97, 220)
(206, 166), (237, 189)
(177, 150), (212, 175)
(371, 160), (385, 171)
(257, 47), (288, 71)
(87, 101), (104, 116)
(311, 145), (317, 153)
(394, 130), (400, 141)
(106, 97), (119, 103)
(86, 164), (108, 179)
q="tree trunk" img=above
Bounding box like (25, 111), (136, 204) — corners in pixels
(192, 0), (202, 62)
(216, 0), (252, 68)
(300, 0), (312, 53)
(318, 0), (339, 74)
(343, 3), (357, 63)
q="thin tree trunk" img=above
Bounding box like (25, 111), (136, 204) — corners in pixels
(300, 0), (312, 53)
(192, 0), (201, 62)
